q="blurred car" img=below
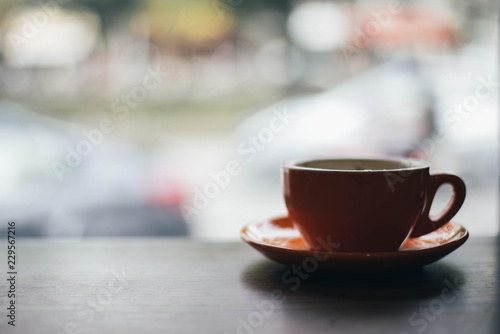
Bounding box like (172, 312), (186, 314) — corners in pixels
(0, 101), (188, 237)
(234, 52), (497, 187)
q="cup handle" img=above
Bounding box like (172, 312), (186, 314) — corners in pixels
(409, 173), (466, 238)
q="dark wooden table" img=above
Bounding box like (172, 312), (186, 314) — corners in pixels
(1, 237), (498, 334)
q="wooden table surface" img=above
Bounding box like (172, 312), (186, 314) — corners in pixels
(0, 237), (498, 334)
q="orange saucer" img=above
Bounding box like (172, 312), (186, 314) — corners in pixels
(241, 216), (468, 272)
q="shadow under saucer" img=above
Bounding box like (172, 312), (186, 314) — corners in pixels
(239, 259), (466, 333)
(241, 259), (466, 302)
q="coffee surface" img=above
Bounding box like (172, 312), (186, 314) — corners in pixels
(297, 159), (424, 171)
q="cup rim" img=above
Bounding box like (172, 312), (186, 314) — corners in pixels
(282, 156), (430, 173)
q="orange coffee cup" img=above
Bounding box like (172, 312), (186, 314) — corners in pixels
(282, 157), (466, 252)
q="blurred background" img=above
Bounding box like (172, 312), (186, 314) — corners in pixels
(0, 0), (497, 240)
